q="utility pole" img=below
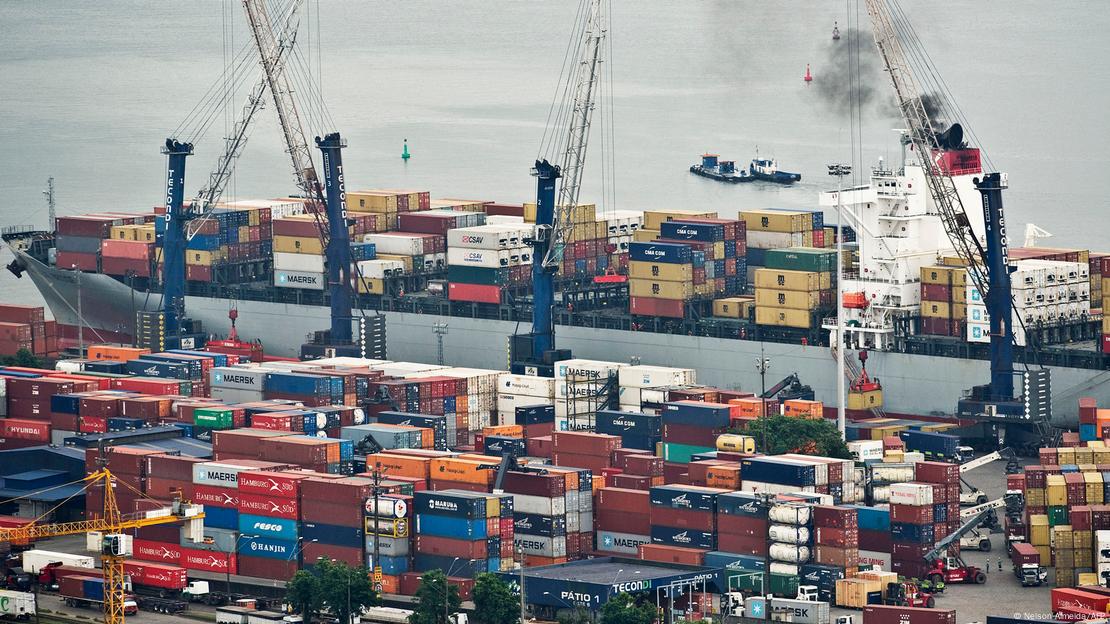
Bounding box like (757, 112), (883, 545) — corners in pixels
(828, 163), (851, 439)
(43, 177), (56, 232)
(433, 322), (448, 365)
(372, 461), (383, 594)
(74, 265), (84, 357)
(518, 546), (526, 624)
(755, 344), (770, 452)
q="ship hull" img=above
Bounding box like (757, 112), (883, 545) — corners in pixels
(16, 249), (1107, 427)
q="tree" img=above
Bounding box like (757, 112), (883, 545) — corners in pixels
(472, 573), (518, 624)
(556, 607), (591, 624)
(0, 349), (42, 368)
(321, 559), (380, 624)
(599, 593), (655, 624)
(410, 569), (461, 624)
(739, 414), (852, 459)
(286, 570), (323, 620)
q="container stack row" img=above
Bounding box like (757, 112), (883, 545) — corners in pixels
(0, 305), (57, 359)
(753, 248), (838, 331)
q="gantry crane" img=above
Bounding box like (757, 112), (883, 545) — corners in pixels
(513, 0), (606, 375)
(863, 0), (1050, 441)
(0, 469), (204, 624)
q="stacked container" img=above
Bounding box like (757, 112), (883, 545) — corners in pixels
(808, 505), (859, 602)
(754, 248), (837, 330)
(888, 482), (935, 580)
(594, 487), (650, 556)
(346, 189), (431, 232)
(966, 259), (1091, 346)
(402, 367), (501, 444)
(523, 203), (626, 280)
(616, 365), (696, 413)
(628, 241), (695, 318)
(918, 265), (967, 337)
(661, 401), (732, 463)
(445, 224), (531, 304)
(0, 304), (57, 358)
(551, 431), (620, 472)
(739, 209), (816, 284)
(363, 493), (412, 594)
(298, 477), (374, 569)
(596, 410), (661, 451)
(646, 485), (727, 559)
(496, 373), (555, 426)
(767, 501), (813, 581)
(553, 359), (627, 430)
(236, 471), (302, 572)
(413, 490), (513, 575)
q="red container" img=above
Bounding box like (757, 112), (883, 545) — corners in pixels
(1010, 542), (1039, 566)
(716, 533), (767, 556)
(238, 492), (299, 519)
(7, 377), (75, 398)
(718, 514), (768, 537)
(55, 251), (99, 271)
(133, 539), (183, 564)
(862, 606), (955, 624)
(638, 544), (707, 566)
(0, 305), (45, 324)
(79, 415), (107, 433)
(662, 423), (726, 447)
(629, 296), (685, 318)
(596, 488), (650, 514)
(815, 526), (859, 548)
(610, 474), (654, 491)
(552, 431), (622, 455)
(622, 454), (665, 476)
(890, 504), (933, 524)
(525, 436), (553, 458)
(192, 485), (240, 509)
(649, 507), (715, 532)
(0, 418), (50, 441)
(813, 505), (856, 529)
(146, 454), (204, 481)
(237, 471), (307, 498)
(237, 554), (298, 581)
(123, 561), (187, 590)
(301, 476), (374, 503)
(302, 541), (361, 567)
(914, 461), (959, 484)
(920, 284), (951, 301)
(414, 535), (488, 560)
(448, 282), (502, 304)
(551, 452), (610, 471)
(595, 509), (649, 535)
(181, 547), (236, 574)
(502, 472), (565, 498)
(1052, 588), (1110, 613)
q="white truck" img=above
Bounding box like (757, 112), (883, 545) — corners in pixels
(20, 550), (94, 575)
(0, 590), (35, 621)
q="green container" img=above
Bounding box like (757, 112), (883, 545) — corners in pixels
(724, 570), (764, 593)
(764, 247), (837, 273)
(768, 572), (799, 598)
(447, 265), (509, 286)
(194, 408), (234, 429)
(1048, 505), (1069, 526)
(662, 442), (714, 464)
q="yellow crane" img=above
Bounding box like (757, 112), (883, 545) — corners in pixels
(0, 468), (205, 624)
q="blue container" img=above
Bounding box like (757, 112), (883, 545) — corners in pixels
(705, 551), (766, 571)
(187, 234), (221, 250)
(265, 372), (330, 396)
(239, 514), (299, 541)
(800, 564), (845, 589)
(898, 430), (958, 458)
(933, 503), (948, 523)
(107, 417), (143, 431)
(849, 505), (890, 532)
(142, 353), (203, 377)
(486, 537), (501, 558)
(740, 457), (816, 487)
(513, 513), (568, 537)
(82, 361), (126, 374)
(484, 436), (526, 458)
(724, 243), (737, 259)
(339, 439), (354, 461)
(1081, 423), (1099, 442)
(516, 405), (555, 425)
(125, 359), (191, 380)
(660, 221), (725, 242)
(239, 535), (298, 560)
(650, 485), (720, 512)
(416, 514), (487, 539)
(597, 410), (661, 437)
(302, 522), (365, 549)
(891, 522), (934, 544)
(412, 554), (486, 577)
(662, 402), (731, 427)
(82, 577), (105, 601)
(691, 250), (706, 268)
(168, 349), (228, 367)
(204, 506), (239, 530)
(414, 491), (490, 520)
(746, 247), (767, 267)
(650, 525), (715, 550)
(619, 433), (661, 451)
(51, 394), (82, 414)
(377, 554), (409, 575)
(629, 241), (693, 264)
(717, 492), (769, 517)
(350, 242), (377, 262)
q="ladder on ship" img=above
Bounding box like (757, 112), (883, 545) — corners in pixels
(830, 345), (888, 420)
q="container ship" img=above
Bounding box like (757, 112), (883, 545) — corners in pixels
(5, 138), (1109, 426)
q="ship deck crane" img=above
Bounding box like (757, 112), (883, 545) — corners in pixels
(512, 0), (606, 376)
(863, 0), (1051, 444)
(0, 469), (204, 624)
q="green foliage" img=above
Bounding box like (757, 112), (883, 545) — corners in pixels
(322, 558), (380, 624)
(739, 414), (853, 458)
(286, 570), (323, 619)
(599, 593), (656, 624)
(410, 568), (462, 624)
(472, 573), (519, 624)
(0, 349), (42, 368)
(556, 607), (592, 624)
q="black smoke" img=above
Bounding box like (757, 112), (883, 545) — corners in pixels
(813, 27), (895, 117)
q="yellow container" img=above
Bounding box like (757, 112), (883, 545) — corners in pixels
(1025, 488), (1046, 507)
(740, 209), (810, 233)
(524, 203), (597, 224)
(849, 389), (884, 411)
(693, 283), (712, 297)
(1058, 447), (1077, 465)
(1045, 475), (1067, 506)
(273, 235), (324, 255)
(755, 307), (814, 329)
(951, 303), (967, 319)
(1075, 447), (1094, 464)
(186, 250), (215, 266)
(919, 301), (951, 318)
(951, 287), (967, 303)
(1028, 514), (1050, 546)
(755, 289), (821, 310)
(1078, 572), (1099, 587)
(802, 230), (814, 247)
(1094, 448), (1110, 464)
(920, 265), (954, 285)
(716, 434), (756, 453)
(378, 253), (414, 275)
(629, 279), (694, 300)
(713, 297), (755, 319)
(629, 261), (693, 281)
(633, 229), (660, 243)
(883, 450), (904, 463)
(643, 209), (717, 231)
(941, 255), (969, 267)
(110, 225), (136, 240)
(712, 241), (726, 258)
(348, 190), (405, 213)
(835, 579), (882, 609)
(754, 268), (831, 291)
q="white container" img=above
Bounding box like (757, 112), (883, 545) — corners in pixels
(363, 233), (425, 256)
(498, 373), (556, 398)
(596, 531), (650, 555)
(496, 393), (553, 415)
(486, 215), (525, 225)
(554, 415), (595, 432)
(618, 365), (696, 388)
(55, 360), (85, 373)
(889, 482), (933, 506)
(210, 387), (264, 404)
(741, 481), (816, 495)
(511, 493), (566, 516)
(870, 463), (915, 483)
(372, 361), (446, 377)
(448, 225), (528, 250)
(769, 543), (811, 563)
(768, 524), (811, 544)
(274, 269), (324, 290)
(355, 259), (406, 279)
(21, 550), (94, 574)
(746, 231), (806, 249)
(273, 251), (324, 273)
(211, 366), (270, 390)
(769, 503), (812, 525)
(193, 462), (257, 488)
(513, 535), (567, 558)
(446, 247), (508, 268)
(847, 440), (883, 461)
(769, 562), (800, 577)
(555, 358), (627, 381)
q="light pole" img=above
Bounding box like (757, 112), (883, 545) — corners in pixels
(517, 546), (526, 624)
(229, 533), (259, 596)
(73, 264), (83, 356)
(755, 344), (771, 452)
(828, 163), (852, 438)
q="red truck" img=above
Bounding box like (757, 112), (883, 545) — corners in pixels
(1010, 543), (1046, 587)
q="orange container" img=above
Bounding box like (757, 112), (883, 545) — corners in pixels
(483, 424), (524, 438)
(429, 458), (492, 485)
(524, 555), (567, 567)
(88, 344), (151, 362)
(784, 399), (824, 420)
(369, 453), (432, 480)
(378, 574), (400, 595)
(419, 428), (434, 449)
(729, 397), (767, 418)
(705, 465), (742, 490)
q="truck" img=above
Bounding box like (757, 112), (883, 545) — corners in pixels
(360, 607), (416, 624)
(20, 551), (94, 575)
(58, 574), (138, 616)
(721, 592), (843, 624)
(1010, 543), (1047, 587)
(0, 590), (35, 621)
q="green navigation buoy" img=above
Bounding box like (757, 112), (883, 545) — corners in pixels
(402, 139), (410, 160)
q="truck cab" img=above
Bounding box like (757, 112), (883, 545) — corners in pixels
(1014, 563), (1047, 587)
(796, 586), (819, 601)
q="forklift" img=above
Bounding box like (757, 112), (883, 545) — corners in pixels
(883, 581), (935, 609)
(922, 495), (1020, 585)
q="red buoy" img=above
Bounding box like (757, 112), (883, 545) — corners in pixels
(804, 64), (813, 82)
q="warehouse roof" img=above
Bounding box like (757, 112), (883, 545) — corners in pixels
(122, 437), (212, 458)
(525, 560), (697, 584)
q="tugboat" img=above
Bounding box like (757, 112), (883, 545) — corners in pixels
(833, 21), (841, 40)
(689, 153), (753, 183)
(749, 157), (802, 184)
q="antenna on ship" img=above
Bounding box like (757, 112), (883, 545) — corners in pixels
(42, 176), (56, 232)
